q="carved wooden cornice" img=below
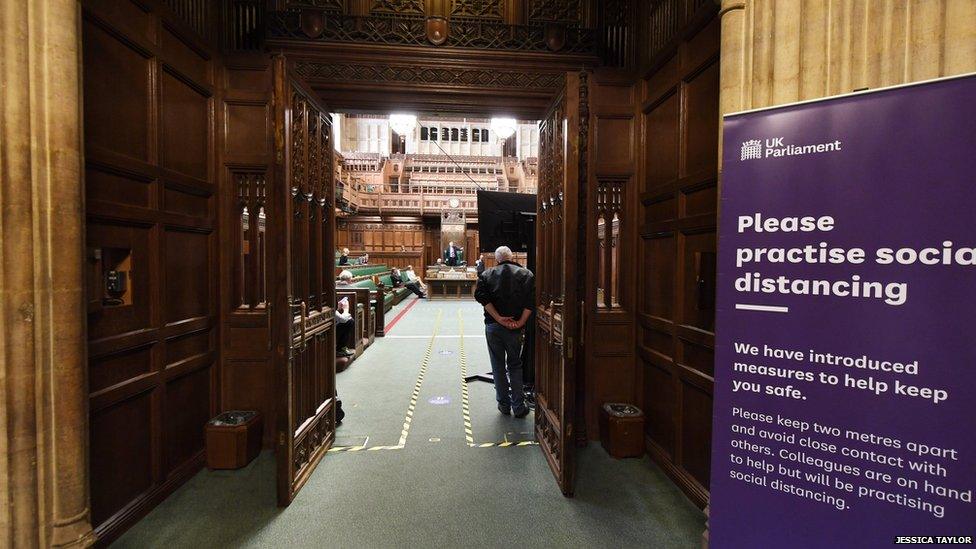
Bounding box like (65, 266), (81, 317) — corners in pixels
(294, 60), (566, 91)
(267, 10), (597, 54)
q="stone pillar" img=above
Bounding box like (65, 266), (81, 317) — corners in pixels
(0, 0), (94, 547)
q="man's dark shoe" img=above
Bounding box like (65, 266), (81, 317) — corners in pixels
(498, 404), (511, 415)
(513, 406), (529, 418)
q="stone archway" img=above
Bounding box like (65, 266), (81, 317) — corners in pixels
(0, 0), (94, 546)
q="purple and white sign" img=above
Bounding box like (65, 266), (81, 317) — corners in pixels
(710, 75), (976, 547)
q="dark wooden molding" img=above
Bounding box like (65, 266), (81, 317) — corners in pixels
(266, 10), (597, 54)
(294, 60), (566, 91)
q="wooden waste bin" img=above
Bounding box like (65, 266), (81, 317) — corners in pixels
(205, 411), (262, 470)
(599, 403), (645, 459)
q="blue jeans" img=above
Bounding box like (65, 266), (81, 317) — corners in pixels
(485, 322), (525, 410)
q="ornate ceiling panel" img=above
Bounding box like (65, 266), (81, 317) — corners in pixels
(267, 10), (597, 53)
(286, 0), (345, 12)
(451, 0), (504, 20)
(528, 0), (582, 24)
(371, 0), (425, 15)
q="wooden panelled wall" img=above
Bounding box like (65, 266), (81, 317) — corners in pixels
(337, 217), (440, 266)
(636, 13), (720, 509)
(219, 54), (277, 447)
(82, 0), (220, 542)
(581, 70), (639, 442)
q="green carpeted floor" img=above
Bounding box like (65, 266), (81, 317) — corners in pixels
(112, 298), (705, 548)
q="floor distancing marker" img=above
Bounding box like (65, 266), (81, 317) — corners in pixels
(458, 309), (538, 450)
(329, 308), (443, 454)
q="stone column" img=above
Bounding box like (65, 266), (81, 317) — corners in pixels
(0, 0), (94, 547)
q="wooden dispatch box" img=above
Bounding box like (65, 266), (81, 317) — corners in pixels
(599, 403), (645, 459)
(205, 411), (262, 470)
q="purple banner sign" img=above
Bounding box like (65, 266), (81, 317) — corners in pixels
(710, 75), (976, 547)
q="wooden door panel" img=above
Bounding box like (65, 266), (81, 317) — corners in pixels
(637, 14), (718, 509)
(535, 71), (586, 496)
(272, 58), (337, 506)
(83, 1), (219, 541)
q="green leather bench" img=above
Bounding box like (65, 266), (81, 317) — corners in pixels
(352, 278), (395, 312)
(377, 274), (411, 304)
(337, 264), (389, 277)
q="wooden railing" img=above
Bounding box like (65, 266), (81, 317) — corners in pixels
(162, 0), (215, 41)
(222, 0), (263, 51)
(336, 182), (537, 215)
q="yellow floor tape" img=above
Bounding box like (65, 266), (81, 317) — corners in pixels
(458, 309), (539, 450)
(329, 309), (443, 453)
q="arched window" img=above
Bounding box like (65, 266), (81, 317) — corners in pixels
(481, 129), (489, 142)
(451, 128), (459, 141)
(430, 127), (438, 140)
(473, 129), (480, 142)
(421, 126), (429, 140)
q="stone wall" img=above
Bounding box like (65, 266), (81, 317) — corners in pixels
(719, 0), (976, 126)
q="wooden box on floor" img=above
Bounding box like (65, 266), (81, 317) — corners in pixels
(205, 411), (263, 470)
(599, 403), (644, 459)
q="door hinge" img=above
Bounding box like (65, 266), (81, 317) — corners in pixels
(566, 336), (574, 360)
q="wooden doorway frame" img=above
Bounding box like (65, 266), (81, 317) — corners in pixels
(265, 44), (599, 494)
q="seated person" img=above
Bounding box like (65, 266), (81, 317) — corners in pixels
(336, 269), (353, 288)
(391, 267), (426, 298)
(335, 296), (355, 357)
(360, 252), (369, 265)
(338, 247), (350, 266)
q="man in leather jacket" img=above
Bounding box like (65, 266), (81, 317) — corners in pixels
(474, 246), (534, 417)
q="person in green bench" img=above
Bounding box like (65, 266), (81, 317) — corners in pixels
(334, 270), (356, 357)
(335, 295), (355, 358)
(391, 267), (426, 298)
(403, 265), (428, 297)
(338, 247), (350, 266)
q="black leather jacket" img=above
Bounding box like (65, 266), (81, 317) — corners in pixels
(474, 261), (535, 325)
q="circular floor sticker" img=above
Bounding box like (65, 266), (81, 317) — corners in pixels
(428, 396), (451, 405)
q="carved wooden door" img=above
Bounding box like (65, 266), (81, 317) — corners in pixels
(271, 57), (337, 506)
(535, 72), (587, 496)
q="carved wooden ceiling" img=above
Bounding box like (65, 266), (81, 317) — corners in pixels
(264, 1), (609, 118)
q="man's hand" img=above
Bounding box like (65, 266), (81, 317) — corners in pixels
(509, 309), (532, 330)
(493, 313), (515, 327)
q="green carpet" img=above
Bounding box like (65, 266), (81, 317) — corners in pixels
(112, 299), (705, 548)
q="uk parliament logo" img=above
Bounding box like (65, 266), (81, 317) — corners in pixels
(740, 139), (763, 160)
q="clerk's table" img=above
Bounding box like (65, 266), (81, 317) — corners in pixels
(425, 268), (477, 300)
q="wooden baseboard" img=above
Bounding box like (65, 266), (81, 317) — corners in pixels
(93, 451), (206, 547)
(645, 436), (710, 509)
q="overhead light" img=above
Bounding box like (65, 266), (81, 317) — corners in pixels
(389, 113), (417, 136)
(490, 117), (517, 140)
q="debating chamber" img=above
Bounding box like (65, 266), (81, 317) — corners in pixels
(2, 0), (975, 547)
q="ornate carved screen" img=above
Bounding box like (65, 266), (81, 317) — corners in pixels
(535, 71), (587, 496)
(271, 57), (337, 506)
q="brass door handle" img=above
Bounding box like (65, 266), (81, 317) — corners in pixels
(300, 300), (308, 351)
(266, 302), (273, 351)
(552, 300), (564, 349)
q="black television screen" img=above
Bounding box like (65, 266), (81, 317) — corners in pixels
(477, 190), (536, 253)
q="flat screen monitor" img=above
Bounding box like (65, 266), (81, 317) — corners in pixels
(476, 190), (536, 253)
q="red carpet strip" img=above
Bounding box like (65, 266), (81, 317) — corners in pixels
(383, 297), (421, 333)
